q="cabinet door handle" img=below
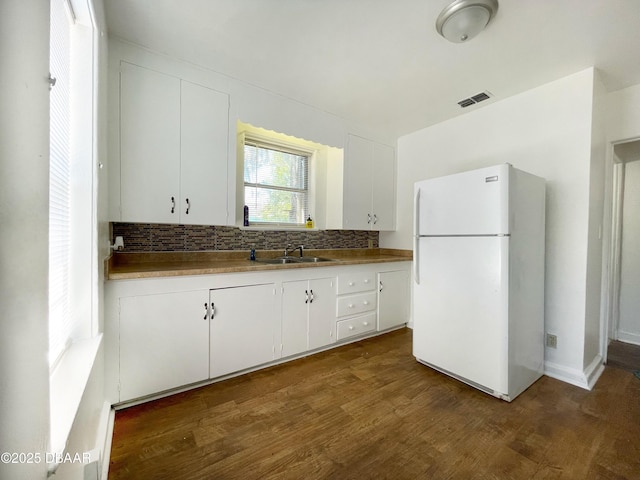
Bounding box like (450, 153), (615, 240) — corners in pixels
(210, 302), (215, 319)
(309, 289), (314, 303)
(185, 198), (190, 215)
(203, 302), (208, 320)
(305, 290), (309, 304)
(373, 214), (378, 224)
(379, 281), (383, 292)
(171, 196), (175, 214)
(367, 213), (372, 224)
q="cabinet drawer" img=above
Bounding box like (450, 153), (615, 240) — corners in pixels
(337, 313), (376, 340)
(336, 291), (377, 318)
(337, 272), (376, 295)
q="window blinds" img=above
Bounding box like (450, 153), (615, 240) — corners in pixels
(49, 0), (73, 368)
(243, 140), (309, 226)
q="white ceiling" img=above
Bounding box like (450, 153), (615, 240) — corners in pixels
(104, 0), (640, 139)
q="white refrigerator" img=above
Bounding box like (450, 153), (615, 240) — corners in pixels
(413, 164), (546, 401)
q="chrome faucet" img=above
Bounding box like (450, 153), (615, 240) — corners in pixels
(284, 243), (304, 257)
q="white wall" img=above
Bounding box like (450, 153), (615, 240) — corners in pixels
(0, 1), (51, 479)
(383, 68), (604, 387)
(583, 72), (607, 369)
(607, 83), (640, 143)
(618, 158), (640, 344)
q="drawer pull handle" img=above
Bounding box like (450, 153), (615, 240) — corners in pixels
(349, 325), (355, 331)
(348, 281), (355, 286)
(363, 300), (369, 305)
(348, 304), (354, 309)
(364, 279), (370, 284)
(363, 321), (369, 326)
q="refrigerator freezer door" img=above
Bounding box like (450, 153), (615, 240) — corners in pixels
(413, 236), (509, 395)
(416, 164), (510, 236)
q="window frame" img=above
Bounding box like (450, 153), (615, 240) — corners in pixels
(243, 135), (314, 228)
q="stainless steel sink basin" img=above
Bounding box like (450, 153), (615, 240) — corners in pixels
(255, 256), (333, 264)
(294, 257), (333, 263)
(255, 257), (299, 264)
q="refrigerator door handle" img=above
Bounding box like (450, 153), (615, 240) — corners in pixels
(414, 188), (420, 285)
(413, 236), (420, 285)
(414, 188), (420, 237)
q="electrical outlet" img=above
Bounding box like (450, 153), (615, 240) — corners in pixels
(546, 333), (557, 349)
(368, 239), (374, 249)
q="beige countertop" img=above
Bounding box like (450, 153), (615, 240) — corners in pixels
(106, 248), (413, 280)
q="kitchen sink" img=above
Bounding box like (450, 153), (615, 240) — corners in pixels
(255, 257), (299, 264)
(294, 257), (333, 263)
(255, 256), (334, 264)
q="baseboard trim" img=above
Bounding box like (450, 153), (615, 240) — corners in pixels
(99, 403), (115, 480)
(617, 331), (640, 346)
(544, 354), (605, 391)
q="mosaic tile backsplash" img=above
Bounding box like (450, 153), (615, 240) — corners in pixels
(111, 223), (379, 252)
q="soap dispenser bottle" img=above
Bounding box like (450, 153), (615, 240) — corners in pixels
(306, 215), (313, 229)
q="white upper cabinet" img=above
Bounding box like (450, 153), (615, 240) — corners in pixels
(120, 62), (180, 223)
(343, 134), (396, 231)
(119, 62), (229, 225)
(180, 80), (229, 225)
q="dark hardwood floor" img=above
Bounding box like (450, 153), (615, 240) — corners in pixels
(607, 340), (640, 372)
(108, 328), (640, 479)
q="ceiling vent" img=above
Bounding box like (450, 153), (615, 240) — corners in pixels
(458, 91), (492, 108)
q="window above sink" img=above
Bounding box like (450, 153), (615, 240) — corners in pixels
(236, 121), (343, 231)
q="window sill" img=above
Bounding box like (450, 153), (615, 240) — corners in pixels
(49, 334), (102, 465)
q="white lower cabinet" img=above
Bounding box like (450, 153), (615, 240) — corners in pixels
(282, 278), (336, 357)
(209, 284), (278, 378)
(377, 270), (409, 331)
(335, 271), (377, 341)
(107, 261), (411, 404)
(119, 290), (210, 402)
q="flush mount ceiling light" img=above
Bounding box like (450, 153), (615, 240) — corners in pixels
(436, 0), (498, 43)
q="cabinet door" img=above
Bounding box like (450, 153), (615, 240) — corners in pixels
(281, 280), (310, 358)
(180, 81), (229, 225)
(371, 143), (396, 231)
(378, 270), (409, 331)
(343, 134), (374, 230)
(308, 278), (337, 350)
(120, 62), (180, 223)
(119, 290), (210, 402)
(210, 284), (278, 378)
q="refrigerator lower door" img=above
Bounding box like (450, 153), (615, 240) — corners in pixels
(413, 236), (509, 396)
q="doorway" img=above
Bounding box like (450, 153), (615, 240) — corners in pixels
(603, 139), (640, 370)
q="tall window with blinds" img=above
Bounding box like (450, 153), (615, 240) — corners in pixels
(243, 139), (310, 226)
(49, 0), (73, 368)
